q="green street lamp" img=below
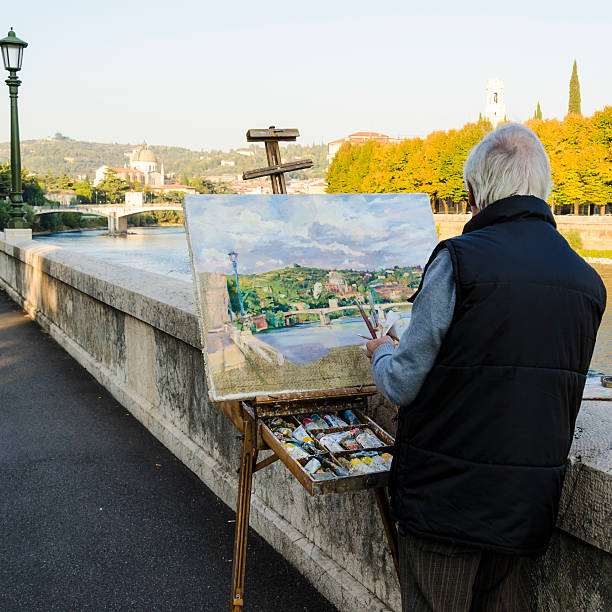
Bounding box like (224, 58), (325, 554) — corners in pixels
(0, 28), (28, 228)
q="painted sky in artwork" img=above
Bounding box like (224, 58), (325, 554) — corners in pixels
(184, 194), (437, 276)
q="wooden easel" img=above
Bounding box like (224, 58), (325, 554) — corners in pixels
(219, 392), (400, 612)
(222, 128), (399, 611)
(242, 127), (313, 193)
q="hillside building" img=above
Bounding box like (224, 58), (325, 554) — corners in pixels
(94, 141), (196, 194)
(327, 132), (401, 163)
(95, 142), (166, 187)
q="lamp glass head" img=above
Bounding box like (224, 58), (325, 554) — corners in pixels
(0, 28), (28, 72)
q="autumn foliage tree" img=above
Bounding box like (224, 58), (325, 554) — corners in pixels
(327, 109), (612, 212)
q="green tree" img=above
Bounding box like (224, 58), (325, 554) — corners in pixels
(53, 173), (73, 190)
(95, 168), (128, 204)
(73, 180), (92, 203)
(0, 199), (10, 229)
(569, 60), (582, 115)
(0, 163), (11, 199)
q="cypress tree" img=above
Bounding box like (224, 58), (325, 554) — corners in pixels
(536, 101), (542, 120)
(478, 112), (483, 122)
(568, 60), (581, 115)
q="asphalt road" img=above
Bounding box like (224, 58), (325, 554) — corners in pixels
(0, 290), (336, 612)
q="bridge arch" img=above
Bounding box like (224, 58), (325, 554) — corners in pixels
(31, 203), (183, 235)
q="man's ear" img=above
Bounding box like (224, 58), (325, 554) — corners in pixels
(467, 182), (479, 214)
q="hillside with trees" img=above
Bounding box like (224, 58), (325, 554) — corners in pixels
(327, 108), (612, 212)
(229, 264), (422, 330)
(0, 133), (328, 180)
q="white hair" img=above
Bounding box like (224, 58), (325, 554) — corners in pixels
(463, 123), (552, 210)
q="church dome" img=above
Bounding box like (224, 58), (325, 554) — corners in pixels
(132, 142), (157, 163)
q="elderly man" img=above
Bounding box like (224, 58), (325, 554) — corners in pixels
(366, 124), (606, 611)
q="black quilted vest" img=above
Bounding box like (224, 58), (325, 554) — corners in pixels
(390, 195), (606, 556)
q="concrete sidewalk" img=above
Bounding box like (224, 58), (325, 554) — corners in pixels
(0, 289), (335, 612)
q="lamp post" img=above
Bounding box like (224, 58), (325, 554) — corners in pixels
(0, 28), (28, 229)
(228, 251), (247, 319)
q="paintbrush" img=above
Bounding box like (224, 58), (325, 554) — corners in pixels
(367, 292), (379, 328)
(355, 299), (377, 340)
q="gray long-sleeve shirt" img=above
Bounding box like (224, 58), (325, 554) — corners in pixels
(371, 248), (456, 407)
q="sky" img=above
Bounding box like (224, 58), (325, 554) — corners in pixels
(1, 1), (611, 151)
(184, 194), (437, 274)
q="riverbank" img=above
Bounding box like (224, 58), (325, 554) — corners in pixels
(32, 227), (93, 236)
(33, 222), (183, 237)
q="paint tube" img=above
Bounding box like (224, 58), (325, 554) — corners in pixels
(323, 414), (338, 428)
(310, 414), (329, 429)
(331, 414), (348, 427)
(313, 469), (336, 480)
(342, 410), (361, 426)
(283, 442), (310, 460)
(292, 424), (311, 442)
(339, 433), (361, 451)
(337, 457), (358, 474)
(321, 458), (350, 477)
(273, 427), (294, 440)
(349, 457), (374, 474)
(356, 430), (385, 449)
(316, 433), (345, 453)
(304, 458), (322, 474)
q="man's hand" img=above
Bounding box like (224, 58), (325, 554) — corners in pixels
(365, 335), (395, 359)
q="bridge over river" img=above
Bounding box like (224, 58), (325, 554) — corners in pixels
(32, 202), (182, 235)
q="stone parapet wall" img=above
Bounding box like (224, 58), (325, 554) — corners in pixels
(0, 236), (610, 611)
(435, 213), (612, 250)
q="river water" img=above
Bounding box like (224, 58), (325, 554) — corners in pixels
(33, 227), (611, 375)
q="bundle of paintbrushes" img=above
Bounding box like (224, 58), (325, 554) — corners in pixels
(355, 293), (402, 342)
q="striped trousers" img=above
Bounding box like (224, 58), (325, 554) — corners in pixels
(399, 532), (530, 611)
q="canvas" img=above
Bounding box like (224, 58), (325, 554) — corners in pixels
(183, 193), (437, 401)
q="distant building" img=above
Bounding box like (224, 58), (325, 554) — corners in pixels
(327, 132), (401, 163)
(220, 159), (236, 167)
(485, 78), (505, 128)
(94, 141), (197, 194)
(94, 142), (165, 187)
(94, 165), (145, 186)
(46, 190), (77, 206)
(325, 270), (352, 296)
(286, 178), (328, 194)
(129, 142), (159, 174)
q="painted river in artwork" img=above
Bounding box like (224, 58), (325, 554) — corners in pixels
(34, 227), (611, 375)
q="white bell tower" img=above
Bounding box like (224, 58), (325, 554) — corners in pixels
(485, 78), (505, 128)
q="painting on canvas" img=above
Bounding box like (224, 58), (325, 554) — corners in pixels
(183, 193), (437, 401)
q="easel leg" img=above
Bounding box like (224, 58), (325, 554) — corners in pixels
(230, 418), (257, 611)
(374, 487), (400, 581)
